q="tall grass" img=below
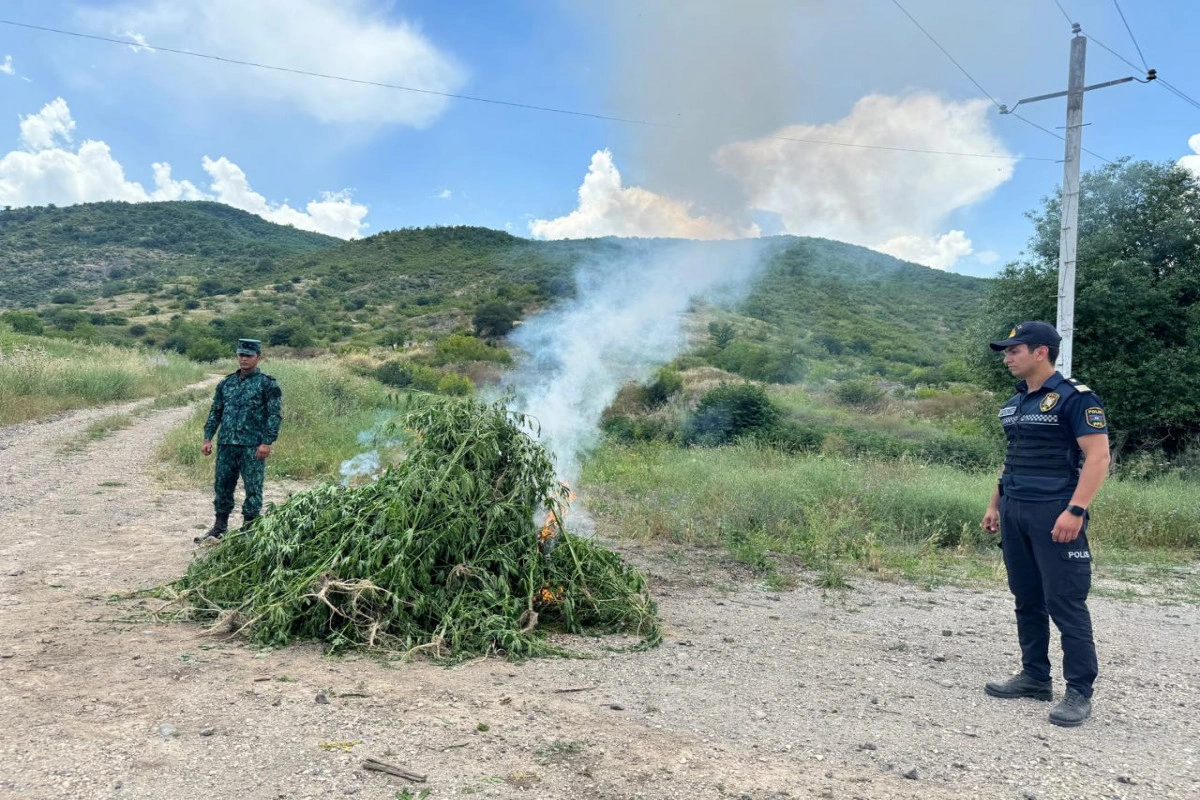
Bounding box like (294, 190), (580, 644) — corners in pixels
(581, 443), (1200, 580)
(0, 328), (207, 425)
(158, 357), (401, 483)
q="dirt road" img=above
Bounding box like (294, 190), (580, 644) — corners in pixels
(1, 398), (1197, 800)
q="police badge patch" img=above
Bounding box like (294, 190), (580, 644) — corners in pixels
(1085, 407), (1107, 429)
(1040, 392), (1061, 412)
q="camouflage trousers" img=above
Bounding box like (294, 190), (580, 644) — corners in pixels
(213, 445), (266, 517)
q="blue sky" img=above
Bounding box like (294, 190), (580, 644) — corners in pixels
(2, 0), (1198, 276)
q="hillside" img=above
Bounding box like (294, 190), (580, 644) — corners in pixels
(0, 201), (987, 381)
(0, 201), (338, 307)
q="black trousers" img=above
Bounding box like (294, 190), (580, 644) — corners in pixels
(999, 495), (1098, 697)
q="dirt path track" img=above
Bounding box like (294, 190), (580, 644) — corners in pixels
(1, 398), (1197, 800)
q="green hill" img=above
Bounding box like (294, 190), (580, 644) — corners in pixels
(0, 201), (987, 383)
(0, 201), (338, 308)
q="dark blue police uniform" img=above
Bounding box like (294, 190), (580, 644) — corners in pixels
(998, 371), (1109, 699)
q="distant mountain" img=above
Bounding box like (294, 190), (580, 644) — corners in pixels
(0, 201), (987, 380)
(0, 201), (338, 307)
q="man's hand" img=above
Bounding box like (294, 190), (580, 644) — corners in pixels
(201, 440), (213, 456)
(1051, 510), (1084, 543)
(981, 506), (1000, 534)
(255, 444), (272, 460)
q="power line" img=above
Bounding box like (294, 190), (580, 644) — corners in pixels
(1086, 27), (1200, 114)
(0, 19), (666, 128)
(887, 0), (1003, 109)
(1051, 0), (1074, 26)
(1111, 0), (1149, 70)
(0, 17), (1051, 163)
(889, 0), (1114, 163)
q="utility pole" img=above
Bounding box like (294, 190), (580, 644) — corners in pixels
(1000, 23), (1151, 378)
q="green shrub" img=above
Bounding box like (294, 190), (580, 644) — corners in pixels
(834, 378), (886, 410)
(186, 338), (225, 363)
(685, 382), (779, 446)
(2, 311), (44, 335)
(641, 367), (683, 407)
(432, 334), (511, 365)
(436, 372), (474, 396)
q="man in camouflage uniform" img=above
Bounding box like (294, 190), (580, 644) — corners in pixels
(195, 339), (283, 543)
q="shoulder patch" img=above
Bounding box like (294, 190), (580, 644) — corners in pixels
(1085, 406), (1107, 429)
(1067, 378), (1093, 393)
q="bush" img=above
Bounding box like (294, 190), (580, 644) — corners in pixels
(641, 366), (683, 407)
(51, 291), (78, 305)
(473, 301), (520, 338)
(2, 311), (44, 335)
(186, 338), (225, 363)
(269, 322), (316, 348)
(685, 382), (779, 446)
(834, 378), (886, 410)
(431, 334), (511, 365)
(436, 373), (474, 396)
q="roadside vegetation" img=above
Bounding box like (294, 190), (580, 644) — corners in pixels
(157, 357), (402, 484)
(0, 324), (207, 425)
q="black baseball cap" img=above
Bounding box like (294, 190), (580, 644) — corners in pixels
(989, 321), (1062, 351)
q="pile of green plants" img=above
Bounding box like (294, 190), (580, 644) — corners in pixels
(163, 396), (660, 659)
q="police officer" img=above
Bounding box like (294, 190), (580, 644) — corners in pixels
(980, 321), (1110, 727)
(195, 339), (283, 543)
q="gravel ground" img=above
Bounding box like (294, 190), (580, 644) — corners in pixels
(1, 395), (1197, 800)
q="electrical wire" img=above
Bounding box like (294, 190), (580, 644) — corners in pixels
(1111, 0), (1149, 70)
(889, 0), (1116, 164)
(0, 17), (1051, 163)
(887, 0), (1003, 109)
(1088, 31), (1200, 114)
(1051, 0), (1075, 26)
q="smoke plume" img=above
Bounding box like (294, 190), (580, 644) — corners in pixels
(501, 238), (774, 483)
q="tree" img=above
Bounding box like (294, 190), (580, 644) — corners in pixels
(473, 301), (520, 339)
(974, 160), (1200, 452)
(708, 321), (735, 350)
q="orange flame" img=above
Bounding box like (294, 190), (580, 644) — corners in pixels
(537, 482), (575, 549)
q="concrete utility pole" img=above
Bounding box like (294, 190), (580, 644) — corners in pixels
(1057, 31), (1086, 378)
(1000, 23), (1150, 378)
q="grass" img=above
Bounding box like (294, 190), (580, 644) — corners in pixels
(580, 441), (1200, 589)
(57, 385), (213, 454)
(157, 357), (402, 483)
(0, 327), (207, 425)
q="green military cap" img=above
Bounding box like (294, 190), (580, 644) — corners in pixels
(236, 338), (262, 355)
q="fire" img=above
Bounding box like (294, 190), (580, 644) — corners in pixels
(537, 482), (576, 552)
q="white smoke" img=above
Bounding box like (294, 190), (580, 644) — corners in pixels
(502, 238), (774, 483)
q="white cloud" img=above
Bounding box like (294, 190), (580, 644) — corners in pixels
(1178, 133), (1200, 179)
(19, 98), (76, 151)
(123, 31), (155, 53)
(201, 157), (367, 239)
(434, 188), (452, 200)
(1, 55), (15, 76)
(0, 98), (368, 238)
(530, 149), (758, 241)
(84, 0), (466, 128)
(714, 94), (1014, 269)
(976, 250), (1001, 266)
(877, 230), (974, 271)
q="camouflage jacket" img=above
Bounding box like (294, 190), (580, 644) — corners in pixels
(203, 369), (283, 446)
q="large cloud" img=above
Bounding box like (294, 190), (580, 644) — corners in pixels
(80, 0), (466, 127)
(529, 150), (758, 241)
(1178, 133), (1200, 179)
(714, 94), (1013, 269)
(0, 98), (368, 238)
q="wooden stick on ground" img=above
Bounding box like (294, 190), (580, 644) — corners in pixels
(362, 758), (427, 783)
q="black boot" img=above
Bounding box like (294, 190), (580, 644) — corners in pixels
(1049, 688), (1093, 727)
(984, 672), (1053, 701)
(194, 513), (229, 544)
(241, 512), (259, 529)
